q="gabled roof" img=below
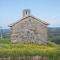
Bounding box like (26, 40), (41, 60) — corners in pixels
(9, 15), (49, 27)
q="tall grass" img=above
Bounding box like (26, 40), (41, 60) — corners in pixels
(0, 43), (59, 60)
(0, 38), (60, 60)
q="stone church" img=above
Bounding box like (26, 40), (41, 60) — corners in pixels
(9, 9), (48, 44)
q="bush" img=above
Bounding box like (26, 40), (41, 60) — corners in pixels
(47, 41), (58, 47)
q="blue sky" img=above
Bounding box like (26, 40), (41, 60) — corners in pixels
(0, 0), (60, 28)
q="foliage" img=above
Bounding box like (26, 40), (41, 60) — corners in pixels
(47, 41), (58, 47)
(0, 40), (59, 60)
(0, 38), (11, 44)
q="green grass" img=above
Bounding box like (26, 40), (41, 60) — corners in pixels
(0, 38), (60, 60)
(0, 43), (59, 60)
(0, 38), (11, 44)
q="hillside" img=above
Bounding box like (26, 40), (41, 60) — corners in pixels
(48, 27), (60, 39)
(48, 27), (60, 44)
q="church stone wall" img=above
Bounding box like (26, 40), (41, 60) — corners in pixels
(11, 16), (48, 44)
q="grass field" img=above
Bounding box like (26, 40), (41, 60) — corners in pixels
(0, 38), (60, 60)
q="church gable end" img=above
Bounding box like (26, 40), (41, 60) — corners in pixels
(10, 9), (48, 44)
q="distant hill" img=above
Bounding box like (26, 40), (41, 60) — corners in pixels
(48, 27), (60, 39)
(0, 27), (60, 44)
(0, 29), (10, 33)
(0, 29), (10, 38)
(48, 27), (60, 44)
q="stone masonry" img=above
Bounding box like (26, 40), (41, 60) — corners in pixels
(9, 9), (48, 44)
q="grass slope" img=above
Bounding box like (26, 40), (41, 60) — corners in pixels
(0, 43), (60, 60)
(0, 38), (60, 60)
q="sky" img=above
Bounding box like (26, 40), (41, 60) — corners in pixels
(0, 0), (60, 28)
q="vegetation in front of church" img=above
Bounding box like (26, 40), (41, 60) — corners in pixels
(0, 38), (60, 60)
